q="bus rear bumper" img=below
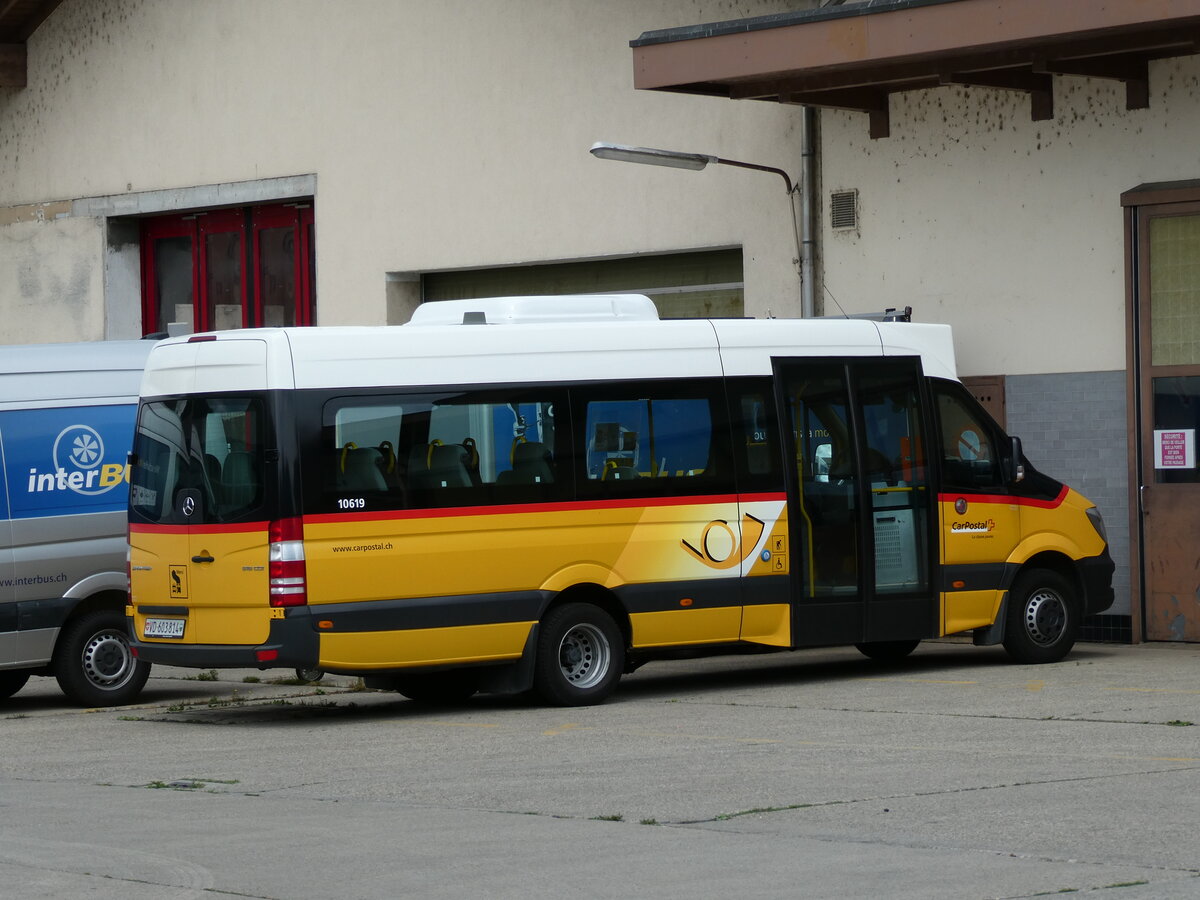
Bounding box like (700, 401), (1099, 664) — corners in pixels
(127, 609), (319, 670)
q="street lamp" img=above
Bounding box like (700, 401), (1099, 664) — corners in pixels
(589, 141), (795, 192)
(590, 141), (809, 316)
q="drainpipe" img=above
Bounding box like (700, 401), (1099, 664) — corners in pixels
(800, 105), (817, 318)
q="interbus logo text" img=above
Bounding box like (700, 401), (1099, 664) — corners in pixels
(25, 424), (128, 497)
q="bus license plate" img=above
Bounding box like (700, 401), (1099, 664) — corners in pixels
(143, 618), (186, 639)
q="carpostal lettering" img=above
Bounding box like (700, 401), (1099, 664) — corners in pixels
(26, 463), (127, 493)
(331, 542), (396, 553)
(951, 519), (996, 534)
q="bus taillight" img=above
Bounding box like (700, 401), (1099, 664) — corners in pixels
(269, 517), (308, 607)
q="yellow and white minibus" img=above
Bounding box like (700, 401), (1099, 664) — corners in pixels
(127, 295), (1114, 705)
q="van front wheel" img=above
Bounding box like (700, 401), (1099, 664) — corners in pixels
(534, 603), (624, 707)
(54, 610), (151, 706)
(1003, 569), (1079, 664)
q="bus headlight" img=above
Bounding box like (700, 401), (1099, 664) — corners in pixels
(1086, 507), (1108, 544)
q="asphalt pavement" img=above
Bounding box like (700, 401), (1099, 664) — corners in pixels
(1, 639), (1198, 899)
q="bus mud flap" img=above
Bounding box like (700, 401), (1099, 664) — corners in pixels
(973, 595), (1008, 646)
(477, 624), (539, 695)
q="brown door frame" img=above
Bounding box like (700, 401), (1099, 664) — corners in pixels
(1121, 179), (1200, 643)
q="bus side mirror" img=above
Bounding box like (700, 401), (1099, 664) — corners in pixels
(1003, 435), (1026, 485)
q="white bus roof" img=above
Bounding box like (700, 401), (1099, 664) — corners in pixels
(139, 300), (958, 397)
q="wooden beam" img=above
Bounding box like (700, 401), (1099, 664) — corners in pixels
(941, 69), (1053, 120)
(1035, 55), (1151, 110)
(0, 43), (25, 87)
(783, 87), (892, 138)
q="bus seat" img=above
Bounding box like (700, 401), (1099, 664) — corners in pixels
(376, 441), (400, 486)
(498, 441), (554, 485)
(221, 451), (260, 509)
(426, 443), (473, 488)
(339, 447), (388, 492)
(204, 453), (222, 485)
(602, 458), (640, 480)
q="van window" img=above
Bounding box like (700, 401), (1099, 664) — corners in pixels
(130, 397), (268, 524)
(320, 389), (564, 512)
(577, 381), (731, 497)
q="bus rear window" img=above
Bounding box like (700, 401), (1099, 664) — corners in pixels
(130, 397), (268, 524)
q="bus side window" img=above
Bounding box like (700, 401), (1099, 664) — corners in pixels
(321, 392), (565, 512)
(935, 382), (1000, 488)
(578, 382), (730, 496)
(730, 383), (783, 492)
(322, 399), (408, 506)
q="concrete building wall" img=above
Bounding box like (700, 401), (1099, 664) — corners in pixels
(818, 56), (1200, 377)
(0, 208), (104, 343)
(0, 0), (811, 342)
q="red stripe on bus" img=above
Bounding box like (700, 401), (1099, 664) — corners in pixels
(936, 485), (1068, 510)
(129, 521), (267, 535)
(302, 492), (787, 527)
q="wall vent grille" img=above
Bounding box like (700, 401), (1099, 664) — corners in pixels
(830, 190), (858, 229)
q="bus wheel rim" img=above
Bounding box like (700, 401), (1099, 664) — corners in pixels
(1024, 589), (1066, 646)
(82, 630), (135, 689)
(558, 623), (610, 689)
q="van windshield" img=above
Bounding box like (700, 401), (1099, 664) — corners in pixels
(130, 397), (268, 524)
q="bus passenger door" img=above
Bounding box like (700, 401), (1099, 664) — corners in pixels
(775, 359), (937, 646)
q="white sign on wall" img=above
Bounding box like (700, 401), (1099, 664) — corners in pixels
(1154, 429), (1196, 469)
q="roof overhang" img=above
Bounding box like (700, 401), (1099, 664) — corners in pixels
(0, 0), (64, 87)
(631, 0), (1200, 138)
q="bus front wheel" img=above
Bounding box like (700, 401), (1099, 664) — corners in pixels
(534, 603), (624, 707)
(1003, 568), (1079, 664)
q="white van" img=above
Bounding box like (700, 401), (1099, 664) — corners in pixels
(1, 340), (156, 705)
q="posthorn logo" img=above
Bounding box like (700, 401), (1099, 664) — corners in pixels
(26, 424), (127, 497)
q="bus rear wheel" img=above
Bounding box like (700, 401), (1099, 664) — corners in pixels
(0, 670), (31, 701)
(534, 603), (624, 707)
(1003, 568), (1078, 664)
(855, 639), (920, 662)
(53, 610), (151, 707)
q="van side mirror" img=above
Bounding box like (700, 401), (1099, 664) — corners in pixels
(1003, 435), (1026, 484)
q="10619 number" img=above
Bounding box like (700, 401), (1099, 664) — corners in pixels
(337, 497), (366, 510)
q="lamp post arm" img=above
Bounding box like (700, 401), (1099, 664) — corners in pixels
(712, 157), (795, 194)
(714, 157), (804, 285)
